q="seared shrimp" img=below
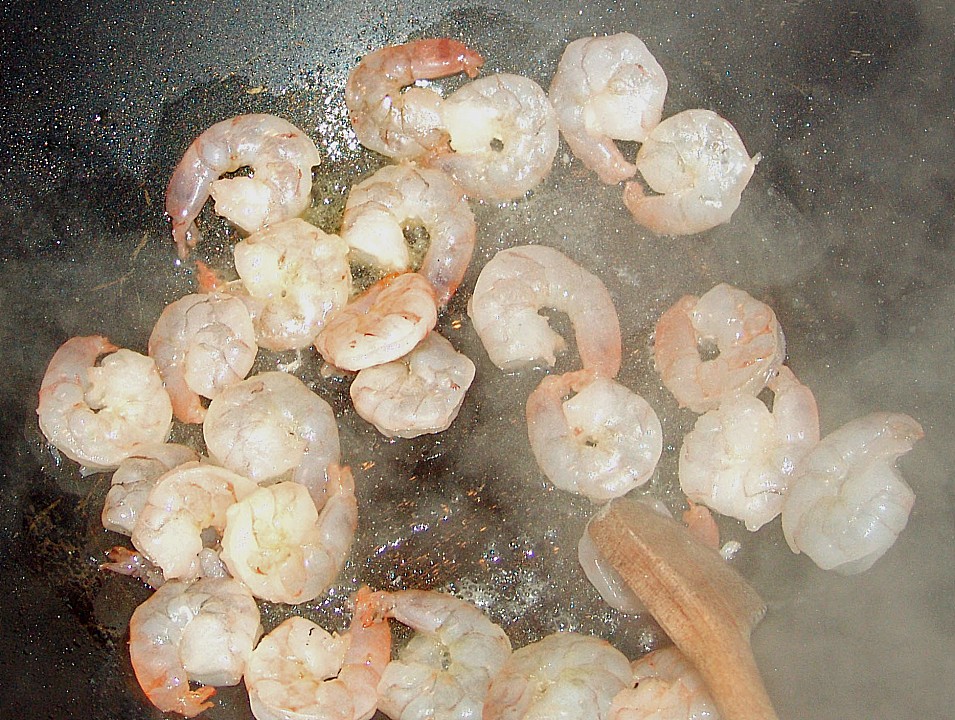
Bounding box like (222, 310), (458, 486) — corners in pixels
(653, 283), (786, 413)
(166, 113), (321, 258)
(549, 33), (668, 184)
(624, 109), (758, 235)
(37, 336), (173, 471)
(350, 331), (475, 438)
(433, 73), (559, 202)
(782, 412), (923, 574)
(128, 577), (262, 717)
(341, 163), (475, 305)
(468, 244), (621, 376)
(526, 369), (663, 502)
(148, 292), (258, 424)
(609, 646), (719, 720)
(315, 272), (438, 371)
(345, 38), (485, 160)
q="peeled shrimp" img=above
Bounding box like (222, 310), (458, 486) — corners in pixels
(341, 163), (475, 305)
(37, 336), (173, 471)
(609, 646), (719, 720)
(653, 283), (786, 413)
(345, 38), (485, 160)
(148, 292), (258, 424)
(781, 412), (923, 574)
(624, 109), (758, 235)
(315, 272), (438, 372)
(166, 113), (321, 258)
(526, 369), (663, 502)
(483, 631), (633, 720)
(433, 73), (559, 202)
(549, 33), (668, 185)
(350, 331), (475, 439)
(468, 244), (621, 376)
(128, 577), (262, 717)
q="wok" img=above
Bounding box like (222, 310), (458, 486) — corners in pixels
(1, 0), (952, 718)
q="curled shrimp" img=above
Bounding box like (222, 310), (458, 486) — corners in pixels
(345, 38), (485, 160)
(129, 577), (261, 717)
(549, 33), (668, 184)
(468, 244), (622, 376)
(526, 369), (663, 502)
(37, 336), (173, 471)
(624, 109), (758, 235)
(653, 283), (786, 413)
(609, 646), (719, 720)
(341, 163), (475, 305)
(781, 412), (923, 574)
(166, 113), (321, 258)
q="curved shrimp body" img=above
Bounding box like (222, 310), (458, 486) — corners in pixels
(526, 369), (663, 502)
(468, 244), (622, 376)
(350, 331), (476, 439)
(549, 33), (668, 185)
(37, 336), (173, 471)
(341, 163), (476, 305)
(624, 109), (758, 235)
(483, 631), (633, 720)
(609, 646), (719, 720)
(653, 283), (786, 414)
(166, 113), (321, 258)
(345, 39), (485, 161)
(367, 588), (512, 720)
(781, 412), (923, 574)
(433, 73), (559, 202)
(128, 577), (262, 717)
(315, 272), (439, 372)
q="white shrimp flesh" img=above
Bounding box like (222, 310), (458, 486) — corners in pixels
(609, 646), (720, 720)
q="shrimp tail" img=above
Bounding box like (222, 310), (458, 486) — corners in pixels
(410, 38), (485, 79)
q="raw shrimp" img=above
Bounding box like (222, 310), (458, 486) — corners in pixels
(345, 38), (484, 160)
(37, 336), (173, 471)
(340, 163), (475, 305)
(131, 461), (258, 580)
(549, 33), (668, 185)
(781, 412), (923, 575)
(148, 292), (258, 424)
(623, 109), (758, 235)
(232, 218), (352, 350)
(128, 577), (262, 717)
(679, 366), (820, 530)
(609, 646), (719, 720)
(653, 283), (786, 413)
(350, 331), (475, 438)
(526, 369), (663, 502)
(367, 588), (512, 720)
(102, 545), (228, 589)
(483, 631), (633, 720)
(433, 73), (559, 202)
(468, 244), (621, 376)
(166, 113), (321, 258)
(315, 272), (438, 372)
(244, 588), (391, 720)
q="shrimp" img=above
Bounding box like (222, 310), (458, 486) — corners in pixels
(483, 631), (633, 720)
(345, 38), (485, 161)
(340, 163), (475, 305)
(609, 646), (719, 720)
(165, 113), (321, 258)
(526, 369), (663, 502)
(244, 588), (392, 720)
(37, 335), (173, 471)
(432, 73), (559, 202)
(623, 109), (758, 235)
(679, 366), (820, 530)
(232, 218), (352, 351)
(468, 244), (622, 376)
(128, 577), (262, 717)
(315, 272), (438, 372)
(147, 292), (258, 424)
(350, 331), (475, 439)
(549, 33), (668, 185)
(781, 412), (923, 575)
(220, 467), (358, 604)
(653, 283), (786, 413)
